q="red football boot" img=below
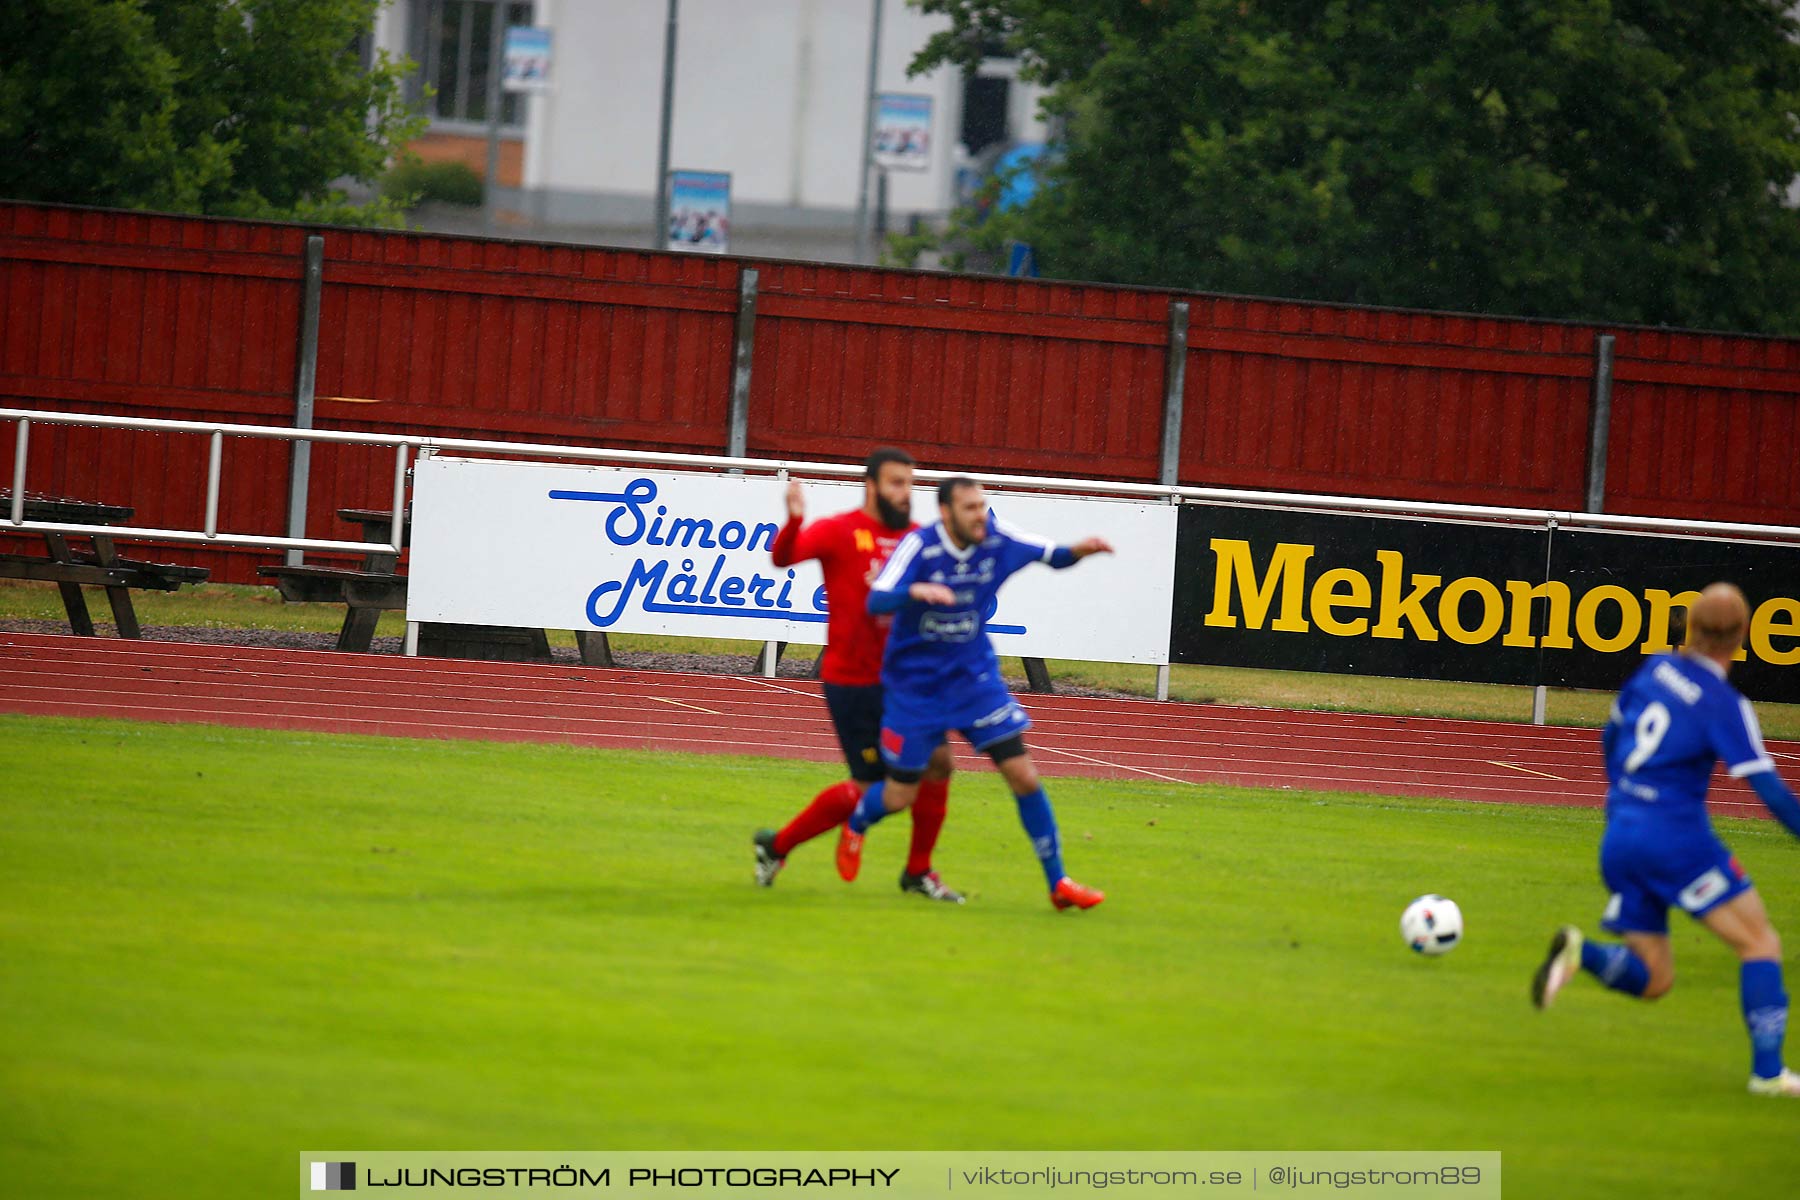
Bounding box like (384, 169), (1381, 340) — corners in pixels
(835, 825), (865, 882)
(1051, 877), (1105, 911)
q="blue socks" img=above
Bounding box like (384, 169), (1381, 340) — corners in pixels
(852, 781), (1067, 890)
(1742, 960), (1789, 1081)
(1576, 946), (1788, 1079)
(847, 782), (889, 834)
(1013, 786), (1064, 889)
(1580, 940), (1650, 996)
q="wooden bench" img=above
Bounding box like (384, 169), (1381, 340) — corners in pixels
(256, 563), (409, 652)
(0, 492), (211, 636)
(258, 507), (612, 664)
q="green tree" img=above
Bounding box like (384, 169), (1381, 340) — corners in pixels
(911, 0), (1800, 333)
(0, 0), (424, 226)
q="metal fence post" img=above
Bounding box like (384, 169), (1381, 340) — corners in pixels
(1157, 493), (1179, 703)
(1140, 302), (1192, 703)
(1023, 299), (1188, 696)
(1160, 300), (1191, 486)
(727, 267), (758, 459)
(753, 464), (784, 678)
(285, 235), (324, 567)
(1584, 334), (1615, 513)
(10, 418), (28, 523)
(730, 263), (761, 679)
(1532, 518), (1558, 726)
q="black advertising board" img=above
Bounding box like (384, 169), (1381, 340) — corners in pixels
(1545, 528), (1800, 701)
(1171, 505), (1800, 704)
(1171, 506), (1553, 686)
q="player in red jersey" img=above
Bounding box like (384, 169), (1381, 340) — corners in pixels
(752, 448), (962, 902)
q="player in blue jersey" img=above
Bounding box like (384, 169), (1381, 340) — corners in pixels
(1532, 583), (1800, 1095)
(836, 475), (1113, 910)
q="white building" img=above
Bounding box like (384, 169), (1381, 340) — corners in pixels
(371, 0), (1050, 260)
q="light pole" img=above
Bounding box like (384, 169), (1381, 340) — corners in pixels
(481, 0), (507, 229)
(653, 0), (680, 249)
(851, 0), (884, 264)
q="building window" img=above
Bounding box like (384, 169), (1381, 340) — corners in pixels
(961, 74), (1010, 157)
(415, 0), (533, 127)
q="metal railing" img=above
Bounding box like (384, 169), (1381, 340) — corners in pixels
(7, 410), (408, 556)
(6, 406), (1800, 550)
(7, 405), (1798, 714)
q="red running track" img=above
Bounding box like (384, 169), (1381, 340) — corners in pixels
(3, 632), (1792, 819)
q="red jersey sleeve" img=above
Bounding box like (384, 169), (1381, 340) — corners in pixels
(770, 513), (842, 567)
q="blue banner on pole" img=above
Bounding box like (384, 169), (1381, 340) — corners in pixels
(1007, 241), (1038, 277)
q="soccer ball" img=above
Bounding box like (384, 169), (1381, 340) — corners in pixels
(1400, 894), (1463, 956)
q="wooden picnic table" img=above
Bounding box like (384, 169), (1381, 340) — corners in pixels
(0, 492), (210, 636)
(336, 506), (406, 571)
(255, 507), (409, 652)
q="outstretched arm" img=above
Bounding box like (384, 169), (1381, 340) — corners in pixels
(991, 511), (1113, 569)
(1710, 693), (1790, 835)
(1055, 536), (1113, 567)
(1748, 770), (1800, 841)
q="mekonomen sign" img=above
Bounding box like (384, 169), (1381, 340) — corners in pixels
(1171, 506), (1800, 703)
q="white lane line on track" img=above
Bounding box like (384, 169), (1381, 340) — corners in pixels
(650, 696), (723, 715)
(0, 698), (1648, 807)
(8, 639), (1790, 796)
(739, 676), (825, 699)
(0, 682), (846, 744)
(11, 638), (1798, 749)
(0, 661), (811, 708)
(0, 696), (836, 754)
(1031, 741), (1194, 786)
(1487, 760), (1570, 781)
(6, 638), (1791, 752)
(0, 667), (1616, 790)
(0, 677), (1593, 785)
(1072, 728), (1591, 767)
(12, 661), (1598, 765)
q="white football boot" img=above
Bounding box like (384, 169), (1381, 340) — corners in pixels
(1531, 924), (1584, 1010)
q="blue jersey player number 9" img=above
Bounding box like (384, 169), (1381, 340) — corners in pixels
(1621, 702), (1671, 776)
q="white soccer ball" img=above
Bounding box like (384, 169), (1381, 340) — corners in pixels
(1400, 894), (1463, 956)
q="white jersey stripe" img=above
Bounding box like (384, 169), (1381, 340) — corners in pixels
(990, 512), (1056, 563)
(1729, 696), (1774, 776)
(871, 527), (926, 593)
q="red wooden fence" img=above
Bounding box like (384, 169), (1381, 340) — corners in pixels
(2, 200), (1796, 585)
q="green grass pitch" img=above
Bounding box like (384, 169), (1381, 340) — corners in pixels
(2, 714), (1796, 1198)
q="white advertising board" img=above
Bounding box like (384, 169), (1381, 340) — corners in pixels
(407, 457), (1176, 665)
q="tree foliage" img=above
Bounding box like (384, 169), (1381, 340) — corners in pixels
(0, 0), (423, 225)
(911, 0), (1800, 333)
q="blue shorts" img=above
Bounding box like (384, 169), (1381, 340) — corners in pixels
(1599, 821), (1753, 936)
(878, 678), (1033, 773)
(822, 683), (887, 784)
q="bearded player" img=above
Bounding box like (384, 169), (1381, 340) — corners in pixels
(848, 476), (1111, 911)
(752, 448), (962, 902)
